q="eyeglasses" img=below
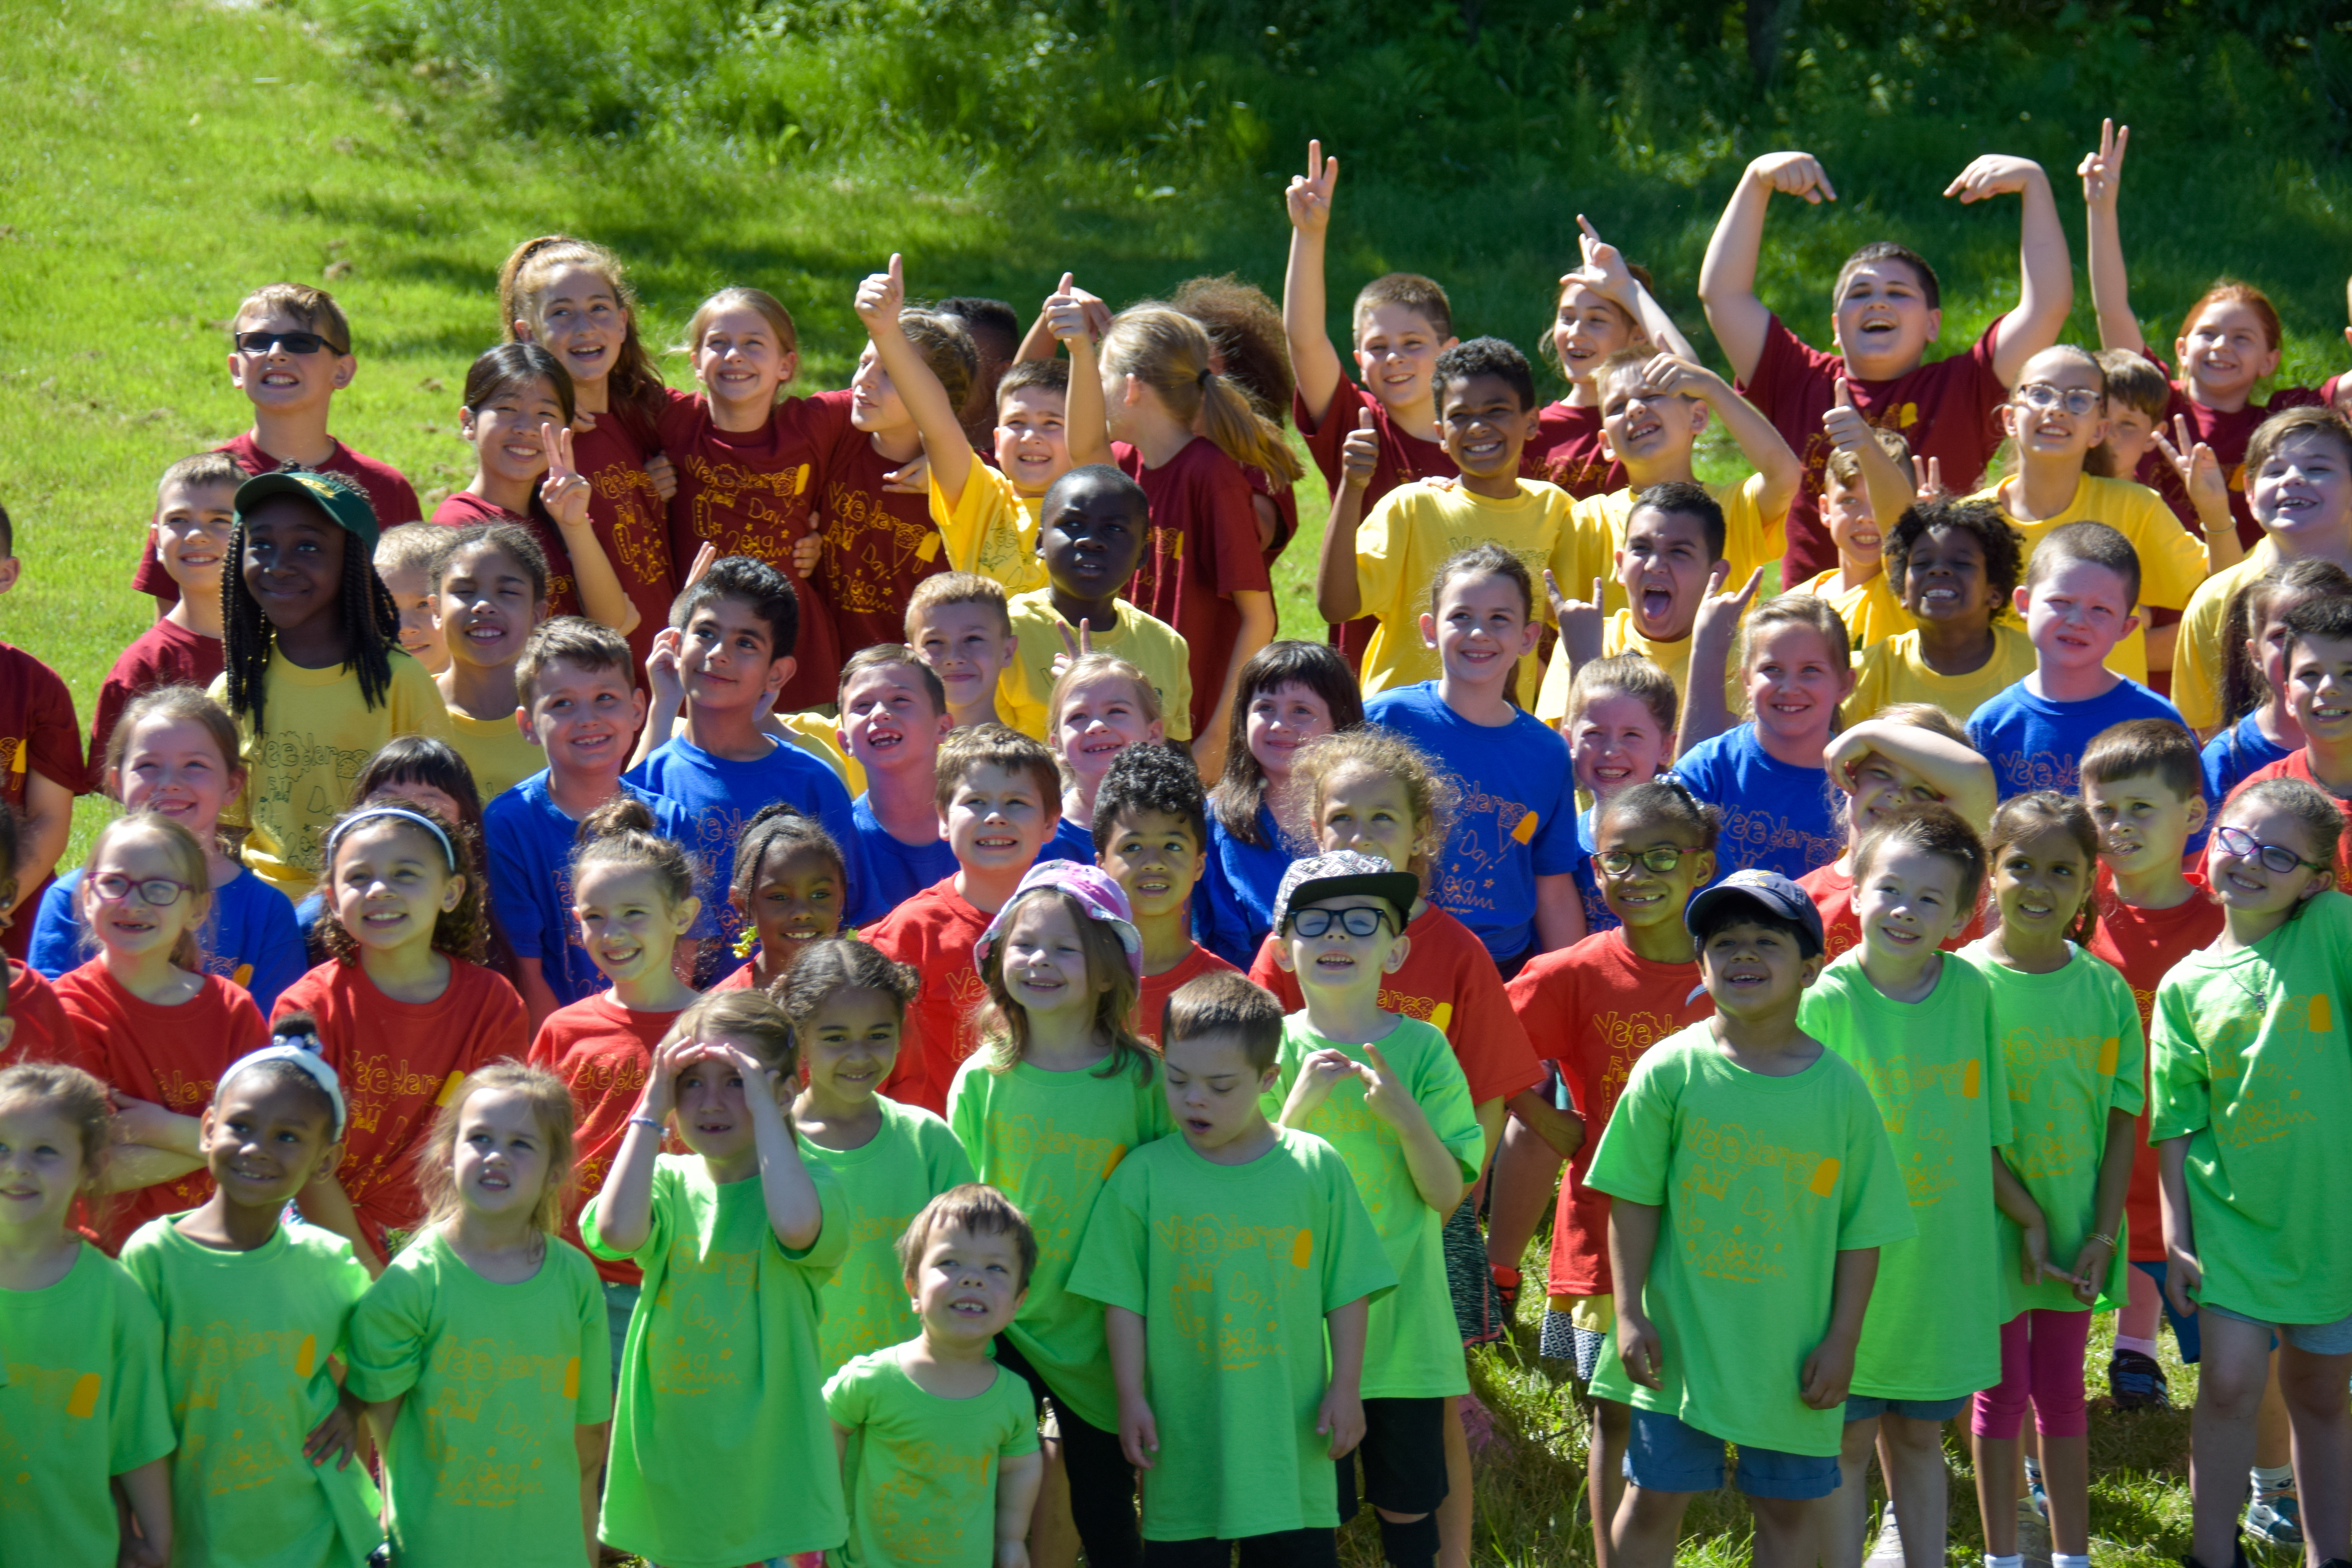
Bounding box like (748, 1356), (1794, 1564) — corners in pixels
(233, 330), (348, 357)
(1597, 845), (1704, 877)
(2213, 824), (2331, 875)
(89, 874), (194, 908)
(2014, 383), (2102, 417)
(1287, 906), (1395, 939)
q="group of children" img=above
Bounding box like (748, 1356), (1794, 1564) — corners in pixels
(7, 116), (2352, 1568)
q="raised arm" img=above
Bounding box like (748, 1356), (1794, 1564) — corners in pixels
(1649, 353), (1800, 520)
(1700, 152), (1838, 385)
(1823, 379), (1915, 531)
(1946, 154), (2073, 386)
(1573, 215), (1699, 362)
(1050, 279), (1114, 470)
(1826, 717), (1998, 832)
(1282, 140), (1347, 426)
(1313, 410), (1379, 624)
(2078, 119), (2144, 357)
(856, 254), (978, 510)
(540, 423), (640, 636)
(726, 1043), (824, 1252)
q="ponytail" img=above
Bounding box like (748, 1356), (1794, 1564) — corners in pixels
(1102, 305), (1303, 486)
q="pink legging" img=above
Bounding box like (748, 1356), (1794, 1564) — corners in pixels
(1971, 1308), (2093, 1440)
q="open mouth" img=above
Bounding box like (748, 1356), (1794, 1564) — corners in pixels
(362, 907), (410, 930)
(1183, 1114), (1215, 1135)
(1875, 921), (1921, 947)
(258, 370), (301, 388)
(1459, 433), (1505, 463)
(477, 1171), (510, 1192)
(1134, 878), (1171, 896)
(1639, 586), (1674, 621)
(1615, 886), (1665, 907)
(971, 833), (1020, 853)
(947, 1295), (992, 1317)
(1313, 951), (1357, 973)
(1848, 529), (1881, 552)
(1857, 317), (1899, 341)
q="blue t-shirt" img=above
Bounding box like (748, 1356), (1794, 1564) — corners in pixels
(2202, 711), (2290, 810)
(626, 735), (868, 958)
(850, 793), (958, 927)
(1197, 802), (1292, 970)
(1570, 805), (1619, 938)
(1042, 815), (1097, 871)
(29, 865), (305, 1013)
(1364, 682), (1578, 962)
(1967, 677), (2186, 800)
(1660, 723), (1842, 884)
(483, 772), (716, 1008)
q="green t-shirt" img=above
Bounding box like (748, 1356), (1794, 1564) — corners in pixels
(1265, 1013), (1482, 1400)
(822, 1349), (1039, 1568)
(583, 1153), (851, 1565)
(1798, 954), (2012, 1401)
(1584, 1023), (1915, 1458)
(0, 1242), (175, 1568)
(946, 1051), (1172, 1431)
(799, 1098), (976, 1378)
(1961, 941), (2145, 1314)
(2151, 889), (2352, 1325)
(342, 1227), (612, 1568)
(1066, 1127), (1396, 1541)
(120, 1215), (382, 1568)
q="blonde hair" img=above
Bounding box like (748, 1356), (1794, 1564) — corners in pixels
(907, 571), (1011, 637)
(977, 887), (1152, 1083)
(1564, 653), (1678, 739)
(1292, 730), (1456, 893)
(233, 283), (350, 352)
(1047, 654), (1161, 768)
(497, 234), (668, 422)
(1735, 596), (1852, 724)
(1100, 305), (1303, 485)
(102, 686), (245, 845)
(678, 287), (799, 394)
(80, 811), (211, 972)
(416, 1060), (577, 1236)
(667, 989), (799, 1080)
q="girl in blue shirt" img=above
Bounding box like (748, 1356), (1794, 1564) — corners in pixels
(1560, 653), (1680, 937)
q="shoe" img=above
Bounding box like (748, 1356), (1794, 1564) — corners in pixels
(2024, 1455), (2050, 1524)
(2110, 1348), (2170, 1410)
(1863, 1500), (1904, 1566)
(1489, 1263), (1521, 1310)
(2245, 1490), (2304, 1548)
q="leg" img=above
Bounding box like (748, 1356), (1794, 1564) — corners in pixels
(2192, 1312), (2277, 1568)
(1437, 1396), (1473, 1568)
(1484, 1117), (1564, 1285)
(1360, 1398), (1446, 1568)
(2277, 1341), (2352, 1564)
(1972, 1314), (2032, 1559)
(2247, 1352), (2305, 1549)
(1748, 1494), (1825, 1568)
(2260, 1350), (2295, 1468)
(1877, 1412), (1951, 1568)
(1610, 1485), (1695, 1568)
(1055, 1405), (1143, 1568)
(1236, 1529), (1340, 1568)
(1027, 1436), (1081, 1568)
(1588, 1397), (1630, 1568)
(1826, 1414), (1882, 1568)
(2026, 1309), (2095, 1558)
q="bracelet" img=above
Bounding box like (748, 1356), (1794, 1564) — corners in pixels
(626, 1115), (664, 1134)
(2085, 1231), (2117, 1251)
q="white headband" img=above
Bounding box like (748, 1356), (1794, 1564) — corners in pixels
(219, 1033), (347, 1138)
(325, 805), (457, 871)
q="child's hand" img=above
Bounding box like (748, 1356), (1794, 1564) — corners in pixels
(1747, 151), (1837, 205)
(303, 1388), (366, 1471)
(1543, 572), (1607, 669)
(1338, 408), (1379, 492)
(1520, 1099), (1585, 1161)
(1690, 564), (1764, 677)
(1614, 1306), (1665, 1389)
(1285, 139), (1339, 233)
(107, 1096), (178, 1147)
(1635, 352), (1717, 402)
(883, 451), (931, 497)
(1118, 1392), (1159, 1470)
(1281, 1047), (1358, 1122)
(853, 253), (907, 335)
(995, 1544), (1032, 1568)
(644, 626), (685, 713)
(2076, 118), (2129, 209)
(1799, 1331), (1860, 1410)
(709, 1041), (784, 1114)
(1566, 214), (1639, 309)
(1911, 455), (1945, 501)
(539, 423), (593, 530)
(2152, 417), (2229, 520)
(1042, 274), (1109, 347)
(1355, 1042), (1418, 1130)
(2015, 1212), (2075, 1290)
(2067, 1233), (2117, 1308)
(791, 530), (823, 579)
(1944, 153), (2045, 205)
(2163, 1238), (2203, 1319)
(1821, 378), (1871, 454)
(644, 452), (678, 503)
(1050, 619), (1096, 683)
(637, 1037), (695, 1123)
(1317, 1385), (1366, 1459)
(679, 542), (718, 592)
(116, 1536), (166, 1568)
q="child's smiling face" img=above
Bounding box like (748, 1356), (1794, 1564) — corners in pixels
(1743, 621), (1851, 750)
(2250, 430), (2352, 547)
(1435, 371), (1534, 482)
(908, 1222), (1026, 1347)
(1851, 841), (1966, 962)
(909, 603), (1015, 714)
(1567, 692), (1671, 800)
(374, 556), (447, 671)
(1276, 893), (1408, 999)
(153, 479), (238, 598)
(2208, 799), (2335, 918)
(1313, 765), (1421, 882)
(0, 1102), (94, 1234)
(996, 897), (1105, 1021)
(799, 985), (902, 1108)
(572, 862), (696, 988)
(240, 495), (346, 638)
(200, 1073), (340, 1213)
(227, 307), (351, 416)
(526, 657), (644, 777)
(2017, 557), (2136, 678)
(942, 763), (1054, 875)
(1352, 304), (1449, 413)
(1599, 363), (1704, 467)
(994, 385), (1071, 498)
(1420, 568), (1539, 687)
(2287, 632), (2352, 750)
(1038, 480), (1147, 604)
(1988, 824), (2091, 944)
(838, 662), (949, 777)
(849, 341), (913, 436)
(693, 305), (794, 412)
(116, 715), (238, 842)
(460, 375), (566, 491)
(1840, 747), (1946, 835)
(1056, 672), (1162, 791)
(734, 843), (843, 974)
(80, 828), (204, 964)
(1830, 260), (1939, 379)
(2175, 299), (2280, 403)
(329, 820), (461, 955)
(678, 593), (788, 714)
(438, 541), (547, 674)
(1552, 283), (1637, 388)
(1245, 681), (1336, 784)
(1697, 917), (1820, 1021)
(1096, 806), (1202, 924)
(524, 263), (626, 390)
(1593, 807), (1713, 935)
(671, 1037), (779, 1165)
(1615, 505), (1716, 642)
(2001, 348), (2109, 464)
(1821, 468), (1883, 570)
(1896, 524), (1994, 627)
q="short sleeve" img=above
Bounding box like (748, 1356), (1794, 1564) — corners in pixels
(1981, 983), (2015, 1150)
(788, 1162), (853, 1272)
(581, 1159), (677, 1265)
(2146, 977), (2210, 1143)
(1413, 1034), (1484, 1187)
(571, 1250), (614, 1423)
(1314, 1144), (1402, 1310)
(343, 1263), (430, 1403)
(919, 1114), (978, 1193)
(1353, 490), (1415, 625)
(1065, 1161), (1148, 1315)
(484, 809), (543, 960)
(25, 877), (81, 979)
(22, 658), (85, 796)
(1846, 641), (1891, 720)
(1160, 625), (1196, 745)
(931, 466), (1046, 595)
(1584, 1050), (1674, 1205)
(2125, 486), (2210, 612)
(1525, 751), (1583, 881)
(107, 1272), (175, 1475)
(822, 1357), (873, 1428)
(1200, 457), (1273, 598)
(2105, 967), (2148, 1118)
(1544, 495), (1613, 621)
(235, 881), (308, 1014)
(388, 656), (452, 742)
(995, 1371), (1042, 1455)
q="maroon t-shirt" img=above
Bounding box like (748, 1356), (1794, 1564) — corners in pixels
(2133, 349), (2326, 551)
(1737, 312), (2011, 583)
(1523, 401), (1625, 499)
(430, 490), (583, 622)
(87, 618), (224, 789)
(1113, 436), (1274, 736)
(0, 642), (84, 959)
(1293, 380), (1457, 670)
(570, 401), (676, 670)
(134, 433), (423, 602)
(815, 426), (947, 677)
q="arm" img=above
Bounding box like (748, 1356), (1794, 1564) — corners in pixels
(627, 627), (684, 771)
(1107, 1303), (1157, 1470)
(1826, 717), (1998, 832)
(1990, 1150), (2062, 1289)
(996, 1449), (1044, 1568)
(1357, 1041), (1473, 1214)
(857, 254), (977, 512)
(1676, 563), (1765, 751)
(1654, 355), (1800, 521)
(1604, 1198), (1664, 1387)
(97, 1145), (206, 1193)
(12, 771), (70, 918)
(726, 1044), (823, 1251)
(515, 958), (561, 1035)
(1823, 378), (1915, 530)
(1950, 155), (2073, 387)
(539, 423), (639, 636)
(2067, 1103), (2139, 1307)
(1281, 140), (1347, 426)
(1312, 411), (1379, 624)
(586, 1041), (682, 1257)
(1541, 573), (1609, 691)
(574, 1422), (609, 1568)
(297, 1171), (384, 1277)
(115, 1456), (172, 1568)
(1316, 1294), (1370, 1460)
(1472, 1095), (1508, 1179)
(1193, 591), (1275, 781)
(2153, 418), (2245, 570)
(2077, 119), (2144, 356)
(1507, 1086), (1585, 1160)
(2158, 1133), (2200, 1317)
(1699, 153), (1837, 385)
(1568, 216), (1699, 363)
(1799, 1246), (1880, 1409)
(1533, 874), (1586, 956)
(1054, 286), (1113, 470)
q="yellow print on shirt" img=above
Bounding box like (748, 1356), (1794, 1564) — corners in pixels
(1590, 1010), (1697, 1111)
(820, 481), (944, 614)
(2206, 989), (2332, 1149)
(991, 1117), (1127, 1266)
(2000, 1026), (2118, 1180)
(168, 1318), (321, 1500)
(3, 1359), (105, 1419)
(1430, 783), (1536, 916)
(869, 1439), (994, 1559)
(1299, 1092), (1404, 1228)
(1713, 803), (1841, 873)
(340, 1054), (457, 1138)
(680, 456), (814, 563)
(588, 463), (669, 589)
(1674, 1114), (1834, 1284)
(650, 1245), (760, 1396)
(1154, 1209), (1308, 1372)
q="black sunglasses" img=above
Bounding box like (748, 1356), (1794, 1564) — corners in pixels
(234, 330), (348, 357)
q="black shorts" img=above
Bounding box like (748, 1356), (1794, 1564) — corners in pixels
(1143, 1530), (1341, 1567)
(1337, 1395), (1450, 1518)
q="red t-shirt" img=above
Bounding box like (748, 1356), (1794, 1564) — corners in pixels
(710, 960), (759, 993)
(864, 877), (995, 1116)
(815, 427), (949, 688)
(3, 959), (76, 1068)
(1293, 381), (1457, 671)
(87, 619), (224, 791)
(1244, 465), (1299, 568)
(528, 993), (685, 1287)
(1136, 943), (1241, 1047)
(2132, 352), (2327, 551)
(1246, 903), (1544, 1105)
(135, 433), (423, 601)
(570, 402), (678, 671)
(429, 490), (583, 621)
(1523, 401), (1626, 499)
(2087, 870), (2224, 1262)
(53, 963), (268, 1250)
(1737, 313), (2011, 583)
(1112, 437), (1274, 738)
(272, 957), (529, 1254)
(0, 642), (85, 960)
(1797, 859), (1987, 964)
(1505, 928), (1713, 1297)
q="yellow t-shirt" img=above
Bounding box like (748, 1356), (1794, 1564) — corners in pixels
(1847, 624), (2039, 726)
(1789, 566), (1915, 652)
(1000, 590), (1193, 744)
(1354, 479), (1609, 699)
(2174, 543), (2276, 736)
(927, 465), (1047, 597)
(445, 708), (544, 803)
(213, 650), (452, 897)
(1575, 472), (1786, 619)
(1554, 612), (1747, 737)
(775, 710), (865, 797)
(1969, 474), (2212, 684)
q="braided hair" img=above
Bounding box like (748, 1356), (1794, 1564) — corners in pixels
(222, 474), (401, 734)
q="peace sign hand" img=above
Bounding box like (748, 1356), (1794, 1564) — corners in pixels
(2152, 415), (2228, 520)
(1912, 455), (1945, 501)
(1285, 139), (1340, 233)
(1050, 618), (1096, 682)
(539, 422), (592, 528)
(2076, 118), (2129, 209)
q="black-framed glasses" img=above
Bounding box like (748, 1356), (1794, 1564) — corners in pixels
(233, 330), (348, 357)
(2214, 824), (2330, 875)
(2014, 382), (2102, 416)
(1288, 906), (1394, 939)
(1597, 846), (1704, 877)
(89, 874), (193, 908)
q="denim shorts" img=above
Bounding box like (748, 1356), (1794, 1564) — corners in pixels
(1842, 1394), (1969, 1423)
(2199, 1299), (2352, 1356)
(1623, 1407), (1841, 1500)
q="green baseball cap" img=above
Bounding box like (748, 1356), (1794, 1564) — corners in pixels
(234, 469), (382, 550)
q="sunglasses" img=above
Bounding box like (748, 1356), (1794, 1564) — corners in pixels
(2213, 824), (2331, 876)
(233, 330), (348, 357)
(2014, 383), (2102, 417)
(1597, 845), (1705, 877)
(1287, 906), (1395, 939)
(89, 874), (194, 908)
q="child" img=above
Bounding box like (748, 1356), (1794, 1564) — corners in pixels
(2203, 558), (2352, 806)
(1803, 708), (1999, 961)
(1585, 869), (1913, 1568)
(1969, 344), (2236, 681)
(120, 1036), (381, 1568)
(53, 812), (271, 1250)
(1045, 652), (1165, 864)
(909, 572), (1021, 731)
(1199, 639), (1359, 968)
(1172, 270), (1305, 559)
(1266, 850), (1487, 1568)
(1528, 218), (1696, 494)
(1069, 969), (1396, 1562)
(0, 1061), (175, 1564)
(937, 293), (1024, 442)
(131, 283), (423, 606)
(1364, 545), (1584, 966)
(997, 465), (1194, 748)
(1092, 741), (1238, 1044)
(214, 470), (450, 897)
(0, 804), (78, 1068)
(866, 725), (1063, 1115)
(34, 685), (306, 1013)
(1699, 148), (2071, 582)
(784, 939), (974, 1373)
(1787, 425), (1920, 651)
(0, 499), (82, 952)
(1959, 792), (2144, 1568)
(327, 735), (522, 979)
(836, 644), (958, 916)
(88, 453), (240, 775)
(827, 1185), (1043, 1568)
(274, 802), (530, 1272)
(1794, 805), (2009, 1568)
(1316, 336), (1603, 699)
(929, 359), (1063, 595)
(1846, 496), (2038, 724)
(2089, 348), (2177, 483)
(1544, 482), (1746, 729)
(433, 521), (554, 802)
(1672, 594), (1854, 881)
(1967, 520), (2187, 797)
(713, 804), (848, 995)
(1506, 780), (1721, 1566)
(2151, 778), (2352, 1568)
(1560, 654), (1679, 935)
(945, 862), (1168, 1568)
(486, 617), (707, 1023)
(347, 1062), (612, 1568)
(372, 523), (451, 675)
(430, 341), (639, 636)
(626, 554), (866, 960)
(2222, 595), (2352, 857)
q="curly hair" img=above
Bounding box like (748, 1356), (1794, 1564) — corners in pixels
(1887, 496), (2025, 612)
(1293, 729), (1457, 893)
(314, 801), (488, 965)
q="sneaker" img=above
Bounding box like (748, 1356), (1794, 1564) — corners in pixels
(2245, 1490), (2304, 1548)
(2110, 1348), (2171, 1410)
(1863, 1500), (1905, 1567)
(2024, 1456), (2050, 1524)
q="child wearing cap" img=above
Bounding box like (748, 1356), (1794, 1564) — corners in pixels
(211, 470), (452, 898)
(1588, 869), (1914, 1568)
(1265, 850), (1487, 1568)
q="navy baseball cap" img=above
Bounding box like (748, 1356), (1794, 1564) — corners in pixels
(1684, 868), (1824, 958)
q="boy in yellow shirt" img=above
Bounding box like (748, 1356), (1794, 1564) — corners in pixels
(908, 572), (1020, 732)
(1847, 497), (2038, 723)
(1788, 423), (1918, 652)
